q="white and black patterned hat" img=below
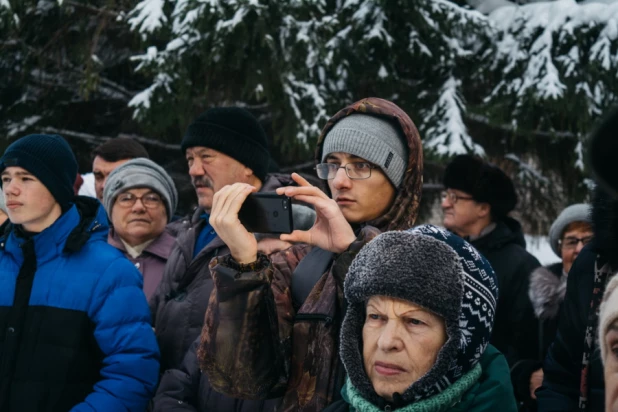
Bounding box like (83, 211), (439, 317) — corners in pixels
(340, 224), (499, 407)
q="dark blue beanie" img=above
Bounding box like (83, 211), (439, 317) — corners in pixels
(0, 134), (78, 209)
(181, 107), (270, 182)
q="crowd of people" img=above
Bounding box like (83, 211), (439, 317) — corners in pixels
(0, 97), (617, 411)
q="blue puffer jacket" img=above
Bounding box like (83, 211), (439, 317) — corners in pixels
(0, 197), (160, 411)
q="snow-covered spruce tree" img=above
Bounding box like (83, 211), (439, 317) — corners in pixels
(0, 0), (149, 170)
(128, 0), (490, 165)
(467, 0), (618, 230)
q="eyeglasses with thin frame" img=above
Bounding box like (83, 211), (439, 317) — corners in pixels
(315, 162), (377, 180)
(116, 192), (163, 209)
(440, 190), (474, 205)
(559, 235), (593, 250)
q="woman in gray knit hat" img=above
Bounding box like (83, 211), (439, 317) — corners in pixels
(103, 158), (178, 300)
(324, 224), (517, 412)
(510, 203), (592, 409)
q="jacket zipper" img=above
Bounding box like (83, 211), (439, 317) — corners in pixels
(295, 313), (333, 325)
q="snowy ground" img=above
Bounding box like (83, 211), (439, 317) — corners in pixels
(525, 234), (561, 266)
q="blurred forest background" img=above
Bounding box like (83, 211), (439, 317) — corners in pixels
(1, 0), (616, 231)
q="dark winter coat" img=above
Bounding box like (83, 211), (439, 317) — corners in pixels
(323, 345), (517, 412)
(198, 98), (424, 412)
(468, 217), (541, 366)
(511, 262), (564, 410)
(150, 173), (295, 373)
(0, 197), (160, 411)
(152, 337), (282, 411)
(536, 189), (618, 411)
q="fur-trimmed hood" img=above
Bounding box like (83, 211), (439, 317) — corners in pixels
(591, 186), (618, 269)
(529, 263), (565, 321)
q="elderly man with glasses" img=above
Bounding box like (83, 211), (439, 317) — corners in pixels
(440, 154), (541, 409)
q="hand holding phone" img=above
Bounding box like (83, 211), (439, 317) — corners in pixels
(238, 193), (294, 234)
(209, 183), (259, 264)
(275, 173), (356, 253)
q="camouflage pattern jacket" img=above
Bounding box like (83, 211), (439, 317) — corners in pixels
(197, 98), (424, 411)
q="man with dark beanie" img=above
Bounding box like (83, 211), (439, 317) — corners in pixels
(0, 134), (159, 411)
(149, 106), (315, 387)
(441, 154), (540, 408)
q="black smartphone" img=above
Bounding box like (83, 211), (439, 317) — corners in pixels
(238, 192), (293, 234)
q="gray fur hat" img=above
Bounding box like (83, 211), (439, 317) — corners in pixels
(340, 224), (498, 406)
(548, 203), (592, 257)
(103, 158), (178, 222)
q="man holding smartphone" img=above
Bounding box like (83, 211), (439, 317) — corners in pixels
(198, 98), (424, 412)
(149, 107), (314, 411)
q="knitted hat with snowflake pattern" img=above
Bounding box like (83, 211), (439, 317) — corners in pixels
(339, 224), (499, 407)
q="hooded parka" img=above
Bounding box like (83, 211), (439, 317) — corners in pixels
(197, 98), (424, 412)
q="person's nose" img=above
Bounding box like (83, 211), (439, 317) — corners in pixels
(131, 198), (147, 213)
(188, 159), (204, 177)
(575, 241), (586, 254)
(3, 180), (19, 196)
(331, 166), (352, 191)
(441, 195), (452, 209)
(376, 320), (404, 353)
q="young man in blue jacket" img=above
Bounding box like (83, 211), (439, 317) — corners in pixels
(0, 134), (160, 411)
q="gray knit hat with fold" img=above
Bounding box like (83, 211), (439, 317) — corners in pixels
(321, 114), (408, 187)
(548, 203), (592, 257)
(340, 225), (498, 408)
(0, 189), (6, 214)
(103, 158), (178, 222)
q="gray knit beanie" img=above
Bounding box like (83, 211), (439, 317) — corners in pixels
(0, 189), (6, 214)
(340, 225), (498, 407)
(103, 158), (178, 222)
(548, 203), (592, 257)
(321, 114), (408, 187)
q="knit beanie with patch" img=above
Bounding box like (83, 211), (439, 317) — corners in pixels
(340, 224), (498, 407)
(181, 107), (270, 182)
(0, 134), (78, 210)
(103, 158), (178, 222)
(321, 114), (408, 187)
(548, 203), (592, 257)
(0, 189), (6, 214)
(599, 275), (618, 364)
(443, 154), (517, 220)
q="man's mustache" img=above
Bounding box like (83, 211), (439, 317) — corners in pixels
(192, 176), (213, 189)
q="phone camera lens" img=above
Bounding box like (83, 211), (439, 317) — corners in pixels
(282, 200), (288, 209)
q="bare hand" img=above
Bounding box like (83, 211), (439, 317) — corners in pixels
(209, 183), (258, 264)
(257, 238), (293, 255)
(530, 368), (543, 400)
(275, 173), (356, 253)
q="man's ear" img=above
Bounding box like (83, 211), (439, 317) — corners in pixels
(243, 165), (255, 178)
(477, 202), (491, 219)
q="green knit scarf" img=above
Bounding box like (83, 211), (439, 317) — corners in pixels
(342, 363), (482, 412)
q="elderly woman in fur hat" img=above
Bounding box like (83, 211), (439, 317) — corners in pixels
(324, 225), (517, 412)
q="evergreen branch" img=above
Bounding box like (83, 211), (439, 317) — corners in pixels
(64, 1), (122, 19)
(465, 112), (578, 140)
(40, 127), (181, 150)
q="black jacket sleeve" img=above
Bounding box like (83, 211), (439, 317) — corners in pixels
(152, 339), (201, 412)
(535, 248), (595, 411)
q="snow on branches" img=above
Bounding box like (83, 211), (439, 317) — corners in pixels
(128, 0), (492, 157)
